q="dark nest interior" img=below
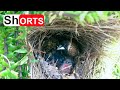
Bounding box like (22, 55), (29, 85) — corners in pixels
(27, 18), (120, 79)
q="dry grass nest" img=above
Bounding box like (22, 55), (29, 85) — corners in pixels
(27, 17), (120, 79)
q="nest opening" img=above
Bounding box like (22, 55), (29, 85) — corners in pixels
(41, 31), (84, 53)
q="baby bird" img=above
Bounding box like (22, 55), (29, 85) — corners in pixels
(44, 40), (76, 75)
(44, 48), (65, 68)
(57, 40), (79, 58)
(59, 58), (74, 75)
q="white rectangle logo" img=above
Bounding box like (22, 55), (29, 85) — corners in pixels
(3, 14), (20, 26)
(3, 14), (44, 26)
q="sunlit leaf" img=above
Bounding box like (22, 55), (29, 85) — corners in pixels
(0, 64), (3, 71)
(6, 11), (14, 14)
(0, 69), (18, 79)
(30, 59), (39, 63)
(91, 12), (100, 22)
(8, 44), (16, 51)
(18, 26), (26, 31)
(79, 11), (88, 23)
(16, 30), (27, 40)
(1, 60), (9, 67)
(49, 14), (57, 23)
(45, 16), (49, 24)
(14, 49), (27, 54)
(15, 11), (24, 14)
(0, 69), (9, 77)
(7, 52), (14, 59)
(10, 63), (18, 70)
(9, 70), (18, 79)
(103, 11), (109, 16)
(0, 11), (4, 14)
(85, 13), (95, 24)
(0, 14), (3, 22)
(19, 55), (28, 65)
(96, 11), (108, 20)
(65, 11), (81, 15)
(10, 54), (28, 70)
(96, 11), (104, 17)
(65, 11), (72, 13)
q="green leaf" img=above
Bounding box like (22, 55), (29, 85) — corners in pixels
(10, 63), (18, 70)
(9, 43), (16, 48)
(0, 69), (18, 79)
(16, 11), (24, 14)
(0, 49), (4, 54)
(0, 14), (3, 22)
(30, 59), (39, 63)
(6, 11), (14, 14)
(45, 16), (49, 24)
(49, 14), (57, 23)
(1, 60), (9, 67)
(0, 11), (4, 14)
(0, 64), (3, 71)
(65, 11), (72, 13)
(85, 13), (95, 24)
(96, 11), (104, 17)
(30, 11), (34, 14)
(17, 27), (27, 40)
(96, 11), (108, 20)
(73, 11), (82, 15)
(103, 11), (109, 16)
(9, 70), (18, 79)
(79, 11), (89, 22)
(0, 69), (9, 77)
(19, 55), (28, 65)
(32, 11), (44, 14)
(14, 49), (27, 54)
(16, 31), (27, 40)
(65, 11), (81, 15)
(7, 52), (14, 59)
(10, 54), (28, 69)
(74, 16), (79, 21)
(91, 12), (100, 22)
(18, 26), (26, 31)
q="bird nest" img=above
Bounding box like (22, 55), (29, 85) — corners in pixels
(27, 17), (120, 79)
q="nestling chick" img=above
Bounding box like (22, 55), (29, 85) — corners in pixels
(59, 58), (74, 75)
(57, 40), (79, 57)
(44, 49), (65, 68)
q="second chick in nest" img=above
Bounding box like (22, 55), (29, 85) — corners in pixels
(57, 40), (79, 58)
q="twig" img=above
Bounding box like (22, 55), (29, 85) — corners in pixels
(33, 49), (46, 54)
